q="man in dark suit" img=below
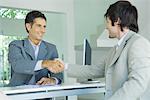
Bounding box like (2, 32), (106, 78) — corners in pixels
(8, 10), (64, 86)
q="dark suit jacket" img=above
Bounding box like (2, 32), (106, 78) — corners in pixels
(8, 38), (63, 86)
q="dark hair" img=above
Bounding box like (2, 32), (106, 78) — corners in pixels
(104, 1), (139, 33)
(25, 10), (46, 33)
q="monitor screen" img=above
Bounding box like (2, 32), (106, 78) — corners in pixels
(83, 38), (91, 65)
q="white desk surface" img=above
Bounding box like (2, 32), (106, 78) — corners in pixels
(0, 82), (105, 100)
(0, 82), (105, 94)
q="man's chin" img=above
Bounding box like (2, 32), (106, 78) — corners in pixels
(109, 36), (115, 39)
(37, 38), (42, 41)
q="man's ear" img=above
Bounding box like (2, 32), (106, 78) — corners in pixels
(25, 23), (31, 32)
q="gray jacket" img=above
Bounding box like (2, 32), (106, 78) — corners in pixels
(67, 31), (150, 100)
(8, 38), (63, 86)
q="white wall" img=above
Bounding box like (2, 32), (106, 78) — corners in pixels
(44, 13), (67, 60)
(131, 0), (150, 40)
(74, 0), (107, 45)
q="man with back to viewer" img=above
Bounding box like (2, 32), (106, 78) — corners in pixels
(66, 1), (150, 100)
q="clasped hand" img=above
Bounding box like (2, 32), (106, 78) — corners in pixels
(42, 59), (64, 73)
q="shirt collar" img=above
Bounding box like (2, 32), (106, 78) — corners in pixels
(28, 39), (41, 46)
(117, 32), (128, 47)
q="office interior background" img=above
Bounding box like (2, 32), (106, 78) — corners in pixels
(0, 0), (150, 100)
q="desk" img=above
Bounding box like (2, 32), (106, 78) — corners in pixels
(0, 83), (105, 100)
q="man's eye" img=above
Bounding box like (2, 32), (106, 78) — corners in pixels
(37, 25), (41, 27)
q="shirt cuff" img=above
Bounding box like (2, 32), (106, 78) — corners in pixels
(54, 58), (63, 63)
(52, 77), (60, 85)
(34, 60), (43, 71)
(65, 63), (68, 70)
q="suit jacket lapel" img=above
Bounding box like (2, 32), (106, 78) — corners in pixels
(109, 32), (135, 67)
(37, 41), (48, 60)
(107, 46), (116, 66)
(24, 38), (35, 60)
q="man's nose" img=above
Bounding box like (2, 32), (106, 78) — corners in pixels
(41, 27), (46, 33)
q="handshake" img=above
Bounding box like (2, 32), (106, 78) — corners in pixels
(42, 59), (65, 73)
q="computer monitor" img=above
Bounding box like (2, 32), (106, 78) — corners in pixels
(83, 38), (91, 65)
(81, 39), (100, 83)
(80, 39), (100, 83)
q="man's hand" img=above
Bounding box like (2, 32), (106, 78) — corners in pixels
(0, 91), (10, 100)
(36, 77), (56, 85)
(42, 59), (64, 73)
